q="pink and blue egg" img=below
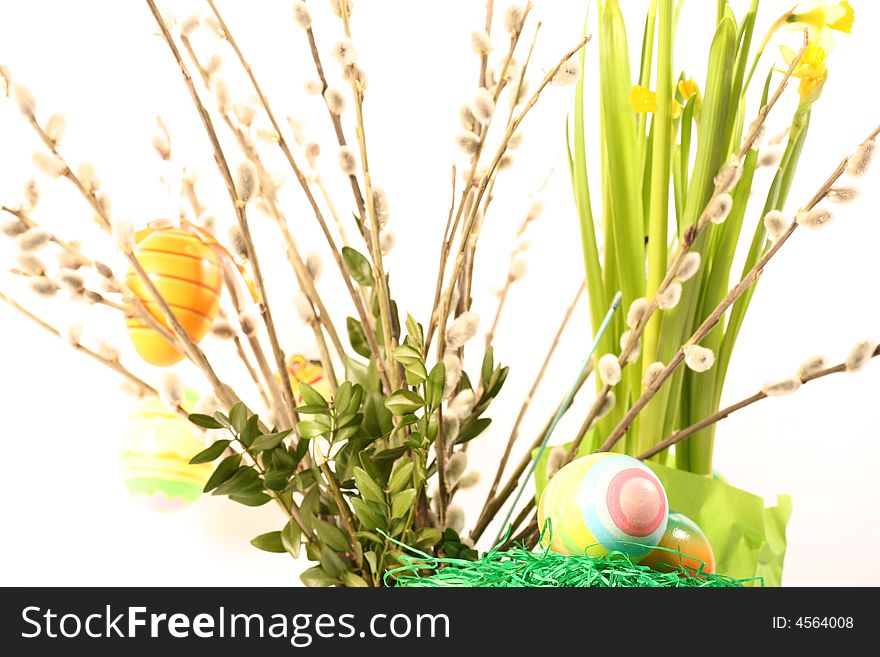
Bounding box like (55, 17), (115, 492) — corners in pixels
(537, 453), (668, 560)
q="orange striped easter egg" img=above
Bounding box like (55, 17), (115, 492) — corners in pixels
(125, 222), (223, 366)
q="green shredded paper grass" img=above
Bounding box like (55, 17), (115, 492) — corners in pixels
(385, 526), (760, 588)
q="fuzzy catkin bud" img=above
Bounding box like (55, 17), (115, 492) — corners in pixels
(508, 256), (527, 282)
(546, 446), (567, 479)
(32, 152), (67, 178)
(763, 210), (790, 241)
(657, 281), (682, 310)
(471, 30), (492, 56)
(445, 505), (465, 533)
(761, 377), (801, 397)
(16, 254), (45, 275)
(97, 340), (120, 362)
(379, 230), (396, 255)
(304, 79), (323, 95)
(619, 330), (641, 364)
(62, 322), (83, 348)
(292, 1), (311, 29)
(757, 149), (782, 168)
(846, 140), (875, 177)
(211, 77), (230, 113)
(826, 186), (859, 204)
(238, 307), (259, 337)
(235, 160), (259, 203)
(441, 411), (460, 447)
(209, 318), (236, 339)
(331, 38), (357, 67)
(503, 5), (525, 33)
(372, 187), (390, 225)
(797, 355), (828, 379)
(714, 158), (743, 193)
(294, 294), (316, 323)
(337, 147), (357, 175)
(445, 452), (468, 485)
(1, 219), (27, 237)
(706, 192), (733, 224)
(13, 83), (35, 116)
(329, 0), (354, 20)
(597, 353), (622, 386)
(111, 217), (134, 251)
(643, 361), (665, 388)
(323, 87), (346, 114)
(305, 252), (323, 281)
(58, 269), (84, 292)
(44, 113), (66, 144)
(78, 163), (99, 191)
(443, 352), (462, 398)
(158, 371), (183, 409)
(596, 391), (616, 419)
(675, 252), (701, 282)
(448, 389), (476, 421)
(553, 59), (581, 86)
(458, 471), (480, 490)
(469, 88), (495, 125)
(456, 131), (481, 155)
(626, 297), (649, 328)
(30, 276), (58, 297)
(795, 207), (833, 230)
(17, 228), (50, 252)
(845, 339), (877, 372)
(683, 344), (715, 373)
(446, 311), (479, 348)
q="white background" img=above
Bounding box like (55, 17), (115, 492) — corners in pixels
(0, 1), (877, 586)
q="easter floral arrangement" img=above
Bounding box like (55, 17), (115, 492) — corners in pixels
(0, 0), (877, 589)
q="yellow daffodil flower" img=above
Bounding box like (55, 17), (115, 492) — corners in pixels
(781, 40), (829, 103)
(678, 77), (700, 100)
(629, 85), (683, 118)
(787, 1), (854, 35)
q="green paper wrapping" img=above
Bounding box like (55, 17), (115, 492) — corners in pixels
(532, 438), (791, 586)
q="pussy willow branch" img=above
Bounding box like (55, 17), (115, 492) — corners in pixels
(1, 205), (93, 267)
(217, 308), (271, 408)
(180, 33), (347, 370)
(204, 0), (392, 394)
(425, 5), (532, 353)
(638, 344), (880, 461)
(433, 34), (592, 362)
(480, 282), (584, 510)
(600, 122), (880, 453)
(464, 22), (542, 312)
(0, 290), (188, 419)
(146, 0), (299, 431)
(561, 33), (808, 465)
(299, 1), (367, 229)
(20, 108), (241, 416)
(179, 35), (344, 390)
(479, 0), (495, 90)
(338, 0), (399, 390)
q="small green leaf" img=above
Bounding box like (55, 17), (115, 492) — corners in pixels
(263, 469), (292, 491)
(189, 440), (230, 464)
(333, 424), (361, 443)
(300, 565), (339, 587)
(412, 527), (442, 549)
(211, 411), (231, 428)
(213, 466), (261, 496)
(392, 344), (422, 365)
(333, 382), (354, 415)
(342, 572), (370, 587)
(342, 246), (374, 286)
(239, 414), (259, 447)
(251, 430), (292, 452)
(228, 402), (248, 433)
(425, 362), (446, 410)
(353, 467), (386, 505)
(250, 531), (285, 553)
(384, 389), (424, 415)
(228, 492), (271, 506)
(188, 413), (224, 430)
(297, 420), (329, 439)
(388, 462), (414, 493)
(298, 382), (327, 408)
(281, 520), (302, 558)
(403, 360), (427, 385)
(353, 530), (383, 545)
(295, 404), (332, 415)
(391, 489), (417, 519)
(456, 417), (492, 444)
(203, 454), (242, 492)
(481, 346), (494, 385)
(347, 317), (372, 359)
(364, 550), (378, 574)
(351, 498), (385, 530)
(315, 519), (350, 552)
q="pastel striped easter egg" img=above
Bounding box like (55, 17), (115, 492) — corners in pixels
(125, 222), (223, 366)
(640, 511), (716, 574)
(537, 453), (668, 560)
(120, 398), (213, 512)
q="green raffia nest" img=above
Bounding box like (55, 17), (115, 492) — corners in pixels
(386, 533), (760, 588)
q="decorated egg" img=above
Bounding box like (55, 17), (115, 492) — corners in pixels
(125, 221), (223, 366)
(537, 452), (668, 560)
(288, 354), (332, 402)
(120, 397), (213, 512)
(640, 511), (716, 574)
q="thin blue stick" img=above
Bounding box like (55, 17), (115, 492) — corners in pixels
(493, 291), (622, 546)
